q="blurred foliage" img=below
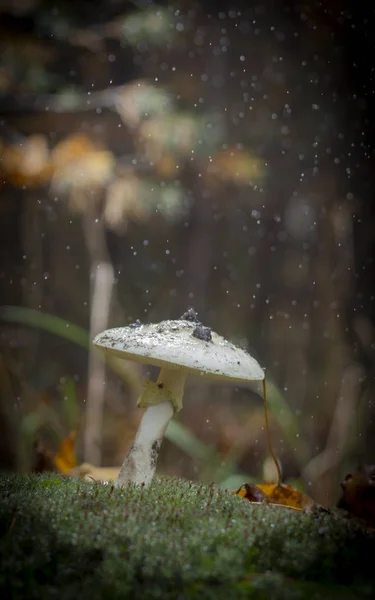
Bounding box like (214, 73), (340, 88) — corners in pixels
(123, 7), (175, 46)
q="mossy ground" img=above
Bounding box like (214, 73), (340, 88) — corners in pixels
(0, 473), (374, 599)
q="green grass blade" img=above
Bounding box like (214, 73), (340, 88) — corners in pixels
(264, 377), (309, 465)
(166, 419), (217, 463)
(0, 306), (89, 349)
(58, 377), (80, 431)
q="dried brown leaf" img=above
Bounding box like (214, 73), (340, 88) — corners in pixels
(233, 482), (315, 511)
(337, 466), (375, 528)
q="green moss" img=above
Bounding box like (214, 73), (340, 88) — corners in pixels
(0, 474), (374, 599)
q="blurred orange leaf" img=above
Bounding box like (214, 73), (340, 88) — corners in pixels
(51, 134), (114, 196)
(0, 134), (52, 187)
(232, 482), (315, 511)
(50, 133), (96, 168)
(0, 133), (114, 193)
(54, 431), (78, 474)
(207, 148), (264, 186)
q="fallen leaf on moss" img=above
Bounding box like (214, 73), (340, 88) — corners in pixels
(54, 431), (78, 473)
(68, 462), (120, 482)
(337, 466), (375, 528)
(232, 482), (315, 511)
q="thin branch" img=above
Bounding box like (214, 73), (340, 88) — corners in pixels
(82, 212), (114, 466)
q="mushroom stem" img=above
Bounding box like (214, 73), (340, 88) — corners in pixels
(115, 368), (187, 487)
(115, 402), (174, 487)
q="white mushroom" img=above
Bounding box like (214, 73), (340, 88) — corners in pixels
(93, 309), (265, 487)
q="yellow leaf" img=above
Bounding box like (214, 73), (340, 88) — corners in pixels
(232, 482), (315, 511)
(258, 483), (314, 510)
(54, 431), (78, 474)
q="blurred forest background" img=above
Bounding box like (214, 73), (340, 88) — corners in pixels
(0, 0), (374, 506)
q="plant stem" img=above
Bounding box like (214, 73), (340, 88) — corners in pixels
(263, 379), (282, 486)
(83, 212), (114, 466)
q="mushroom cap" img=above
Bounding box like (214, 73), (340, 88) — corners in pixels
(93, 319), (264, 383)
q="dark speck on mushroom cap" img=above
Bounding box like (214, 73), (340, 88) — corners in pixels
(93, 318), (264, 383)
(192, 325), (212, 342)
(129, 319), (142, 328)
(180, 308), (201, 323)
